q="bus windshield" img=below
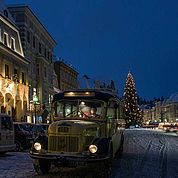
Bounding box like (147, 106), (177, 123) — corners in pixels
(52, 99), (104, 120)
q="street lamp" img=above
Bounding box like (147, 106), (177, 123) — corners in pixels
(33, 95), (39, 123)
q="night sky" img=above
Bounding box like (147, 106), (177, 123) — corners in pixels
(5, 0), (178, 100)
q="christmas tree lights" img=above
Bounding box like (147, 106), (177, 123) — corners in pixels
(123, 72), (142, 127)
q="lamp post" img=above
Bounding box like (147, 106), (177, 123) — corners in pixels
(33, 95), (39, 123)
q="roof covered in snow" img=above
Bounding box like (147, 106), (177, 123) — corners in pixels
(164, 92), (178, 103)
(0, 0), (15, 23)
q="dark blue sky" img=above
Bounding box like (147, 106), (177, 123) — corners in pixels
(6, 0), (178, 99)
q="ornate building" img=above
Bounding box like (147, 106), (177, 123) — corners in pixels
(54, 59), (78, 91)
(8, 5), (57, 123)
(0, 5), (29, 121)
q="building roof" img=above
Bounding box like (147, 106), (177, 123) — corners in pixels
(165, 92), (178, 103)
(53, 89), (120, 103)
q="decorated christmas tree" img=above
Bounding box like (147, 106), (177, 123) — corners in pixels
(123, 72), (142, 127)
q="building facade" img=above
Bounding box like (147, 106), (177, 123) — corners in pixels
(143, 93), (178, 124)
(8, 5), (57, 123)
(0, 6), (29, 121)
(54, 59), (78, 91)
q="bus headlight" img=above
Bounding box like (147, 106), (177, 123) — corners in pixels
(89, 144), (97, 154)
(34, 142), (41, 151)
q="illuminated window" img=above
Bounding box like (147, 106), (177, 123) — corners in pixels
(13, 68), (19, 82)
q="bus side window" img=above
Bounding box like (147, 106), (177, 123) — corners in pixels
(107, 102), (118, 119)
(107, 107), (115, 119)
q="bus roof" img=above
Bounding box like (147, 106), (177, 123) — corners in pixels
(53, 89), (120, 103)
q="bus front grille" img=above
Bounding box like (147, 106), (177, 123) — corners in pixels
(48, 136), (79, 152)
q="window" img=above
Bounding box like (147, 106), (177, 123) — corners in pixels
(10, 38), (15, 50)
(0, 28), (1, 42)
(39, 42), (41, 54)
(5, 64), (9, 78)
(44, 48), (46, 58)
(48, 51), (50, 60)
(27, 31), (30, 43)
(13, 68), (19, 82)
(107, 101), (117, 119)
(33, 36), (36, 48)
(50, 54), (53, 63)
(44, 67), (47, 78)
(4, 10), (8, 18)
(3, 33), (8, 46)
(37, 64), (40, 75)
(22, 72), (26, 84)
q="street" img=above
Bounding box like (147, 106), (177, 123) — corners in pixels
(0, 129), (178, 178)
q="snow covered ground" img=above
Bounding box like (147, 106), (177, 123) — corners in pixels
(0, 129), (177, 178)
(111, 128), (178, 178)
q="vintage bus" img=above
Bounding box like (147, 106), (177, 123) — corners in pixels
(30, 89), (125, 176)
(0, 114), (15, 153)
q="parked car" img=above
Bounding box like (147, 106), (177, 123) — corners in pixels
(0, 114), (16, 153)
(13, 122), (34, 151)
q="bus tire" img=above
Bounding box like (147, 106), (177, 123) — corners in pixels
(103, 144), (113, 177)
(33, 159), (51, 175)
(115, 134), (124, 159)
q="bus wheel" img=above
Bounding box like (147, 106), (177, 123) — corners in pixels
(103, 145), (113, 177)
(115, 134), (124, 158)
(33, 159), (51, 175)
